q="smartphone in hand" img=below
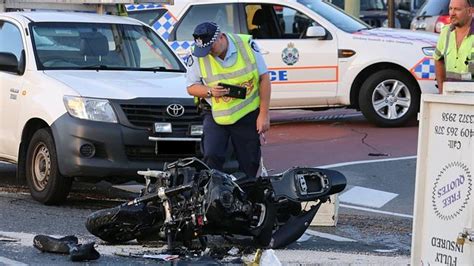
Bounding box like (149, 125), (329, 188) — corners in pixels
(218, 83), (247, 99)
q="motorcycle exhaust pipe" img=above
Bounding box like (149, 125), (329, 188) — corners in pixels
(268, 202), (321, 249)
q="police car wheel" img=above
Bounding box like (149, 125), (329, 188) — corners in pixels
(359, 69), (420, 127)
(25, 128), (72, 205)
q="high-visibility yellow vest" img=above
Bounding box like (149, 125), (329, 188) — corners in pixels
(434, 24), (474, 80)
(198, 34), (260, 125)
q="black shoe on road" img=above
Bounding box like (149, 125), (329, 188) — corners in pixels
(33, 235), (79, 254)
(69, 242), (101, 261)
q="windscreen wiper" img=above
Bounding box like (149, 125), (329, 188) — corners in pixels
(139, 66), (184, 73)
(79, 64), (109, 71)
(355, 27), (371, 32)
(79, 65), (135, 71)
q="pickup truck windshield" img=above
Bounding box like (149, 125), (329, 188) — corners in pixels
(30, 22), (185, 72)
(297, 0), (369, 33)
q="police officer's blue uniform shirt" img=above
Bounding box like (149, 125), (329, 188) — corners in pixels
(186, 34), (268, 88)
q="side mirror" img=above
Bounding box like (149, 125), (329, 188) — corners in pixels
(0, 51), (25, 75)
(306, 26), (326, 38)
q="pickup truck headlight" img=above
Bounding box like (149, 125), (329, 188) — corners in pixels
(63, 96), (118, 123)
(422, 47), (435, 56)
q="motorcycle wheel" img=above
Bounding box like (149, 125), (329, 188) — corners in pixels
(86, 203), (164, 244)
(85, 206), (140, 244)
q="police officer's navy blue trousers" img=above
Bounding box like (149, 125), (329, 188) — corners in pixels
(202, 109), (261, 177)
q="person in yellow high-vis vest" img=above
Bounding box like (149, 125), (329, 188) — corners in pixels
(434, 0), (474, 93)
(186, 22), (271, 177)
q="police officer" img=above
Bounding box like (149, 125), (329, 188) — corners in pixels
(186, 22), (271, 177)
(434, 0), (474, 93)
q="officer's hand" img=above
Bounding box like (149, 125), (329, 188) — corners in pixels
(256, 112), (270, 134)
(211, 86), (229, 97)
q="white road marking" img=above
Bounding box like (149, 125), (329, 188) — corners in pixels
(340, 204), (413, 219)
(0, 231), (409, 264)
(0, 230), (167, 258)
(305, 229), (356, 242)
(317, 155), (417, 169)
(339, 186), (398, 208)
(316, 156), (416, 219)
(296, 233), (311, 242)
(374, 248), (399, 253)
(0, 256), (27, 266)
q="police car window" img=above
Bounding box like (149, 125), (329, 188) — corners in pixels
(273, 5), (317, 39)
(175, 4), (238, 41)
(297, 0), (369, 33)
(0, 21), (24, 62)
(128, 9), (166, 26)
(244, 4), (281, 39)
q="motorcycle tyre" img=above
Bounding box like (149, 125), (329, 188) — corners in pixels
(86, 207), (144, 244)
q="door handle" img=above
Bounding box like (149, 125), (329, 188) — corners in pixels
(260, 49), (270, 55)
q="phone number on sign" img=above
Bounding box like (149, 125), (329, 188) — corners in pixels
(441, 112), (474, 124)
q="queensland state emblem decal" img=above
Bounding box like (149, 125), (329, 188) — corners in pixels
(281, 42), (299, 66)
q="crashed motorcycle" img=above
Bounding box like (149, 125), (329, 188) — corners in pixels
(85, 157), (346, 249)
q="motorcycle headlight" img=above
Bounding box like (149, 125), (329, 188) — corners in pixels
(63, 96), (118, 123)
(422, 47), (435, 56)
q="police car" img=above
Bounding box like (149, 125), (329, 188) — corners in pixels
(127, 0), (439, 127)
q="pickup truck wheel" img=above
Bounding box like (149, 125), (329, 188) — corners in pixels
(359, 69), (419, 127)
(26, 128), (72, 205)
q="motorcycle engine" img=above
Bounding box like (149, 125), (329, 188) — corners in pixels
(163, 168), (259, 245)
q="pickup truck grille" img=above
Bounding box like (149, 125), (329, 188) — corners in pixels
(118, 101), (200, 132)
(125, 142), (201, 161)
(109, 98), (202, 161)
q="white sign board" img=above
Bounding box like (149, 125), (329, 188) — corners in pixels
(411, 83), (473, 265)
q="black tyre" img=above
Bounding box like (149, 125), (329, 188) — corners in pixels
(85, 207), (138, 244)
(85, 204), (164, 244)
(25, 128), (72, 205)
(359, 69), (420, 127)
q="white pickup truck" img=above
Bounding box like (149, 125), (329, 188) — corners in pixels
(0, 1), (202, 204)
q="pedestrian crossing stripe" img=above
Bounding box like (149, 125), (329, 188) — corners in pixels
(339, 186), (398, 208)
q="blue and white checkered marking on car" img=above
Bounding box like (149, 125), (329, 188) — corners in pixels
(411, 57), (436, 80)
(152, 11), (176, 40)
(126, 4), (193, 60)
(126, 4), (164, 11)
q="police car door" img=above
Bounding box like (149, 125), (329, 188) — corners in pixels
(241, 2), (338, 108)
(0, 19), (24, 158)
